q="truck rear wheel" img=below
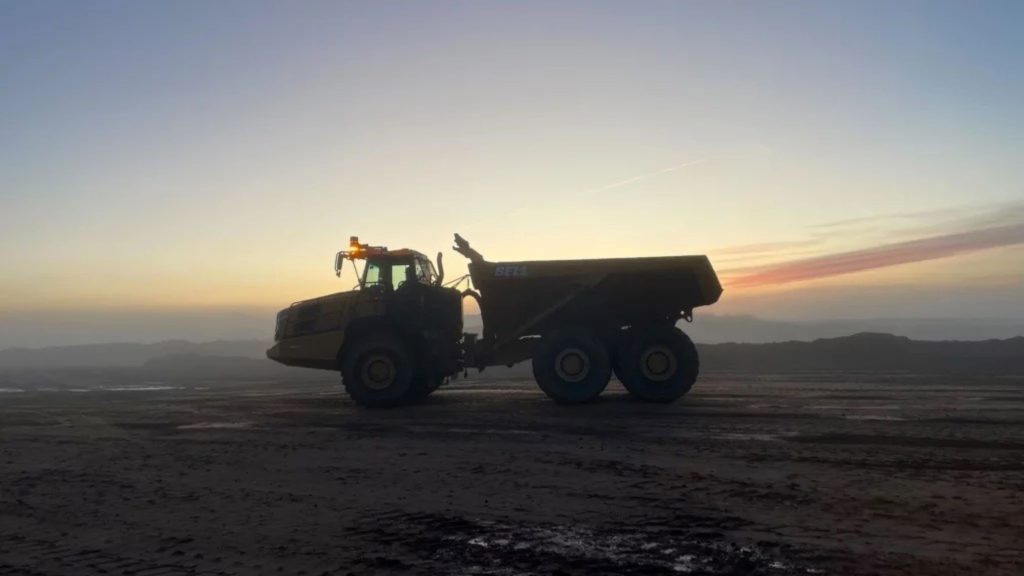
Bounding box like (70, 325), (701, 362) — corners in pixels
(615, 326), (698, 402)
(532, 329), (611, 404)
(341, 331), (416, 408)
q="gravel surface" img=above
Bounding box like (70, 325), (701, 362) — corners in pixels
(2, 374), (1023, 575)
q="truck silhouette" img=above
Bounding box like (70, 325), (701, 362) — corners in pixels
(267, 234), (722, 407)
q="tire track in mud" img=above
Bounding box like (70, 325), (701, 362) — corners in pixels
(344, 509), (807, 575)
(0, 534), (196, 576)
(786, 433), (1024, 451)
(0, 531), (352, 576)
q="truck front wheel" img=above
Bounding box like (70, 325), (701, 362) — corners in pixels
(406, 374), (444, 403)
(615, 326), (698, 402)
(341, 331), (416, 408)
(532, 329), (611, 404)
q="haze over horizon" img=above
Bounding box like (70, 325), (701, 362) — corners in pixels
(2, 1), (1022, 347)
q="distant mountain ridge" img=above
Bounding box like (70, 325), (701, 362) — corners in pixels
(2, 332), (1024, 376)
(3, 312), (1020, 350)
(464, 314), (1024, 343)
(0, 340), (268, 369)
(684, 315), (1024, 344)
(699, 332), (1024, 375)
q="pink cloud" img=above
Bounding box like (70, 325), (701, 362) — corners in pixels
(724, 223), (1024, 288)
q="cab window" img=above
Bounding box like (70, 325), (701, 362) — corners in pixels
(363, 258), (422, 290)
(414, 258), (430, 283)
(390, 263), (415, 290)
(363, 261), (384, 287)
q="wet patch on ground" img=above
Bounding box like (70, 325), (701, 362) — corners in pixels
(785, 433), (1024, 450)
(350, 511), (806, 575)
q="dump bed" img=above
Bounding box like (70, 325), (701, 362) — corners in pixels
(468, 255), (722, 342)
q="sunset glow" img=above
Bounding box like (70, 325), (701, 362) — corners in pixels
(2, 1), (1022, 346)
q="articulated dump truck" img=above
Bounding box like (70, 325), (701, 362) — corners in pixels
(267, 234), (722, 408)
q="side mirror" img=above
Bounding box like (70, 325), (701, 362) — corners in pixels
(435, 252), (445, 286)
(334, 252), (343, 277)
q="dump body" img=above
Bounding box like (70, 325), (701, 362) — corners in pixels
(469, 255), (722, 344)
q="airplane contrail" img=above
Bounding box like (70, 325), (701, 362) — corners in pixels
(588, 158), (715, 194)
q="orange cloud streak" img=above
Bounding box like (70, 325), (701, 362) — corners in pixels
(725, 223), (1024, 288)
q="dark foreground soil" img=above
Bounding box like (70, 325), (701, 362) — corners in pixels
(2, 374), (1023, 575)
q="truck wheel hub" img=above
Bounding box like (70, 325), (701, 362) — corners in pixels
(362, 354), (396, 390)
(641, 346), (677, 382)
(555, 348), (590, 382)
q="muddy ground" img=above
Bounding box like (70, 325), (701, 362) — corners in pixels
(2, 374), (1023, 575)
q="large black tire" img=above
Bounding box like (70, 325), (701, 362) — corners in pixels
(341, 331), (417, 408)
(532, 328), (611, 404)
(406, 374), (444, 403)
(614, 326), (699, 403)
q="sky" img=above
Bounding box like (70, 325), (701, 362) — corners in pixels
(1, 1), (1022, 346)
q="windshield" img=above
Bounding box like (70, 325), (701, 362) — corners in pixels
(362, 259), (418, 290)
(415, 258), (430, 283)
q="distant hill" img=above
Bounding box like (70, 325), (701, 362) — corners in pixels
(142, 353), (298, 378)
(3, 310), (1020, 349)
(2, 333), (1024, 377)
(464, 314), (1024, 343)
(699, 333), (1024, 375)
(685, 315), (1024, 344)
(0, 340), (269, 369)
(469, 333), (1024, 379)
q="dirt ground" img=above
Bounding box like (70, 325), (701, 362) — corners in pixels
(2, 374), (1023, 575)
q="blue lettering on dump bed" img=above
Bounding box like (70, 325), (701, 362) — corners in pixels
(495, 265), (528, 278)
